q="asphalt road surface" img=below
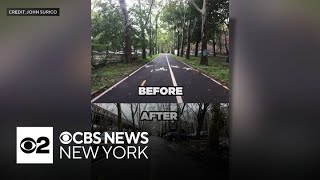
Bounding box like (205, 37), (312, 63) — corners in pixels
(91, 136), (228, 180)
(92, 54), (229, 103)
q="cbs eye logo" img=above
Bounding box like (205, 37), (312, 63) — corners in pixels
(59, 131), (72, 144)
(16, 127), (53, 164)
(20, 137), (50, 154)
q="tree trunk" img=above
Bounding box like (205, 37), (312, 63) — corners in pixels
(130, 104), (136, 133)
(176, 104), (181, 131)
(200, 10), (208, 65)
(191, 0), (209, 65)
(177, 30), (180, 56)
(142, 28), (147, 59)
(162, 121), (165, 135)
(180, 28), (185, 57)
(218, 34), (222, 54)
(195, 31), (201, 57)
(149, 42), (152, 57)
(186, 36), (191, 59)
(138, 104), (141, 131)
(212, 27), (217, 57)
(186, 42), (191, 59)
(196, 110), (205, 139)
(208, 104), (224, 150)
(148, 26), (152, 57)
(117, 103), (123, 131)
(186, 19), (191, 60)
(119, 0), (132, 63)
(155, 19), (158, 55)
(142, 46), (146, 59)
(213, 42), (216, 57)
(195, 40), (199, 57)
(180, 32), (184, 57)
(196, 103), (209, 139)
(224, 29), (229, 63)
(208, 104), (216, 150)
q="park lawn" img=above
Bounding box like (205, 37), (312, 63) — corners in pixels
(91, 54), (159, 94)
(172, 55), (230, 87)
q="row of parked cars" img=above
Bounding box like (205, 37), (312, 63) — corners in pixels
(163, 130), (208, 141)
(163, 130), (229, 155)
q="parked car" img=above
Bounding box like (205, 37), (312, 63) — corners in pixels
(115, 51), (124, 54)
(164, 132), (179, 141)
(164, 131), (188, 141)
(217, 139), (229, 156)
(187, 132), (196, 139)
(200, 130), (208, 137)
(186, 131), (208, 140)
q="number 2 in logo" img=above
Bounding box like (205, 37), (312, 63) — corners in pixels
(20, 137), (50, 154)
(16, 127), (53, 164)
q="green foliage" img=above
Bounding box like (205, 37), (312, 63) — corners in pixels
(92, 44), (107, 52)
(160, 0), (229, 49)
(91, 54), (159, 93)
(91, 1), (124, 52)
(172, 55), (229, 86)
(207, 0), (229, 42)
(92, 62), (139, 93)
(90, 0), (229, 62)
(130, 0), (152, 47)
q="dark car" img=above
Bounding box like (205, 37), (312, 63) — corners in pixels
(217, 138), (230, 156)
(187, 131), (208, 139)
(200, 130), (208, 137)
(164, 132), (179, 141)
(164, 131), (188, 141)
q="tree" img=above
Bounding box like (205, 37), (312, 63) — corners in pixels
(208, 0), (229, 61)
(116, 103), (123, 131)
(187, 0), (202, 57)
(208, 103), (224, 150)
(119, 0), (132, 63)
(179, 1), (187, 57)
(175, 103), (186, 131)
(196, 103), (210, 139)
(133, 0), (155, 59)
(130, 103), (139, 132)
(91, 1), (124, 52)
(191, 0), (209, 65)
(161, 0), (186, 56)
(194, 29), (201, 57)
(186, 18), (192, 59)
(224, 23), (229, 63)
(151, 5), (165, 55)
(185, 5), (198, 59)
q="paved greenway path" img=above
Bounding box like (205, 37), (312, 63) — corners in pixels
(92, 54), (229, 103)
(91, 136), (228, 180)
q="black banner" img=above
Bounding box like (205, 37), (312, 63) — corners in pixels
(7, 8), (59, 16)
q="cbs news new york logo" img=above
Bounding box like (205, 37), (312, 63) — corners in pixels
(16, 127), (53, 164)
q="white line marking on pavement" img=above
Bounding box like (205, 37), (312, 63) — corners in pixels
(155, 67), (168, 71)
(182, 67), (192, 71)
(141, 80), (146, 86)
(150, 69), (153, 72)
(91, 56), (160, 103)
(166, 55), (184, 103)
(175, 56), (229, 90)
